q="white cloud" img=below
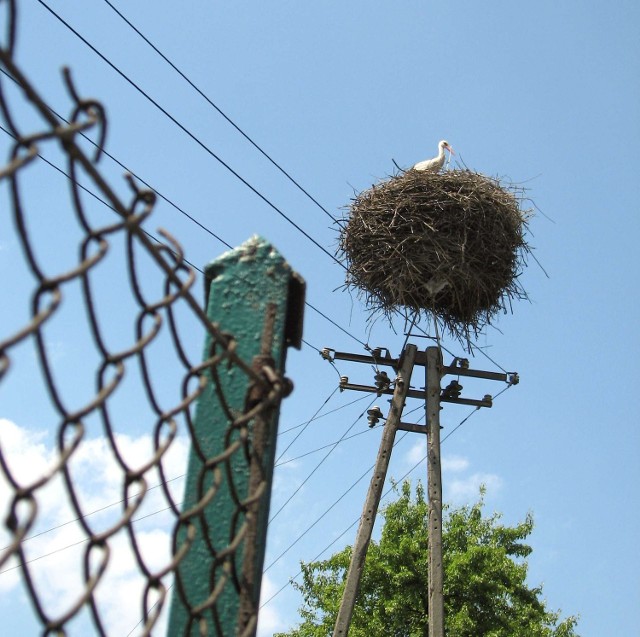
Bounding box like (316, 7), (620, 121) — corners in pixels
(0, 419), (53, 484)
(399, 440), (501, 505)
(441, 454), (469, 473)
(0, 419), (503, 635)
(404, 441), (470, 476)
(0, 419), (188, 635)
(274, 457), (301, 471)
(258, 573), (287, 636)
(404, 438), (427, 467)
(447, 472), (503, 504)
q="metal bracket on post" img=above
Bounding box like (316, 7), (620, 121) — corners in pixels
(168, 236), (305, 637)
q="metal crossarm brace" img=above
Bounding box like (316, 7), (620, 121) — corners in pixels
(339, 382), (493, 408)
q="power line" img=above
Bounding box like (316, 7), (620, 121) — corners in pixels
(0, 197), (367, 558)
(441, 383), (513, 444)
(3, 113), (496, 588)
(412, 322), (510, 376)
(3, 23), (480, 602)
(0, 413), (387, 574)
(275, 427), (375, 467)
(0, 121), (206, 277)
(411, 323), (458, 360)
(0, 125), (375, 544)
(0, 473), (184, 552)
(262, 386), (512, 607)
(268, 397), (377, 524)
(301, 337), (322, 352)
(275, 386), (339, 464)
(3, 52), (368, 355)
(35, 0), (344, 268)
(306, 302), (367, 348)
(0, 68), (232, 251)
(0, 500), (177, 575)
(260, 515), (359, 609)
(258, 434), (422, 607)
(262, 429), (411, 575)
(0, 410), (385, 573)
(278, 393), (370, 436)
(467, 342), (509, 374)
(98, 0), (338, 224)
(2, 56), (368, 351)
(281, 404), (426, 471)
(300, 338), (345, 379)
(0, 334), (513, 606)
(125, 583), (174, 637)
(0, 121), (366, 351)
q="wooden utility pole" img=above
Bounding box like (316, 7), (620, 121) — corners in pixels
(324, 344), (517, 637)
(333, 344), (418, 636)
(425, 346), (444, 637)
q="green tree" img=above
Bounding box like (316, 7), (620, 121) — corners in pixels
(276, 481), (578, 637)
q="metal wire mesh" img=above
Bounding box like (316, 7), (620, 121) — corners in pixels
(0, 3), (287, 634)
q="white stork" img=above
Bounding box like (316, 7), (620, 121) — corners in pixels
(412, 140), (455, 172)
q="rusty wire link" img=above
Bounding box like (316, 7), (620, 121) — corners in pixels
(0, 1), (286, 634)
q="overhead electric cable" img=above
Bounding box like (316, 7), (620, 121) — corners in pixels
(305, 302), (367, 348)
(0, 404), (397, 576)
(35, 0), (344, 267)
(0, 501), (176, 575)
(263, 430), (410, 574)
(259, 435), (426, 606)
(263, 385), (514, 605)
(268, 397), (377, 524)
(278, 393), (370, 436)
(275, 386), (339, 464)
(0, 375), (513, 592)
(300, 338), (344, 378)
(125, 584), (174, 637)
(0, 401), (385, 568)
(0, 122), (205, 276)
(99, 0), (338, 223)
(0, 67), (232, 250)
(413, 321), (510, 375)
(301, 337), (322, 352)
(275, 427), (375, 467)
(260, 515), (360, 609)
(0, 470), (184, 551)
(466, 342), (509, 374)
(0, 121), (366, 351)
(441, 383), (513, 444)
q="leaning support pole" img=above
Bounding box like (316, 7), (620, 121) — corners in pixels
(333, 344), (418, 636)
(426, 346), (445, 637)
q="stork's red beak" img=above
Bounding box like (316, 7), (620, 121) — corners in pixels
(447, 145), (456, 155)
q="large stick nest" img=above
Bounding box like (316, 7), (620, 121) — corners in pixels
(338, 168), (532, 341)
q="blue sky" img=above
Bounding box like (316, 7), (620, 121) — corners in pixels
(1, 1), (639, 635)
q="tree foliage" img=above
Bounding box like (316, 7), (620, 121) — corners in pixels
(276, 481), (578, 637)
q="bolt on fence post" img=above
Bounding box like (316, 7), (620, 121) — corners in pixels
(167, 236), (305, 637)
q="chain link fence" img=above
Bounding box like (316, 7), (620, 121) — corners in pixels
(0, 2), (289, 634)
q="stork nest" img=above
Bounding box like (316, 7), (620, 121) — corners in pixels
(338, 168), (532, 341)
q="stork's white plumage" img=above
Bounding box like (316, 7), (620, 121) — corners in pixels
(413, 140), (455, 172)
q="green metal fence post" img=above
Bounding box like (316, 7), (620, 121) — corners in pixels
(168, 236), (305, 637)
